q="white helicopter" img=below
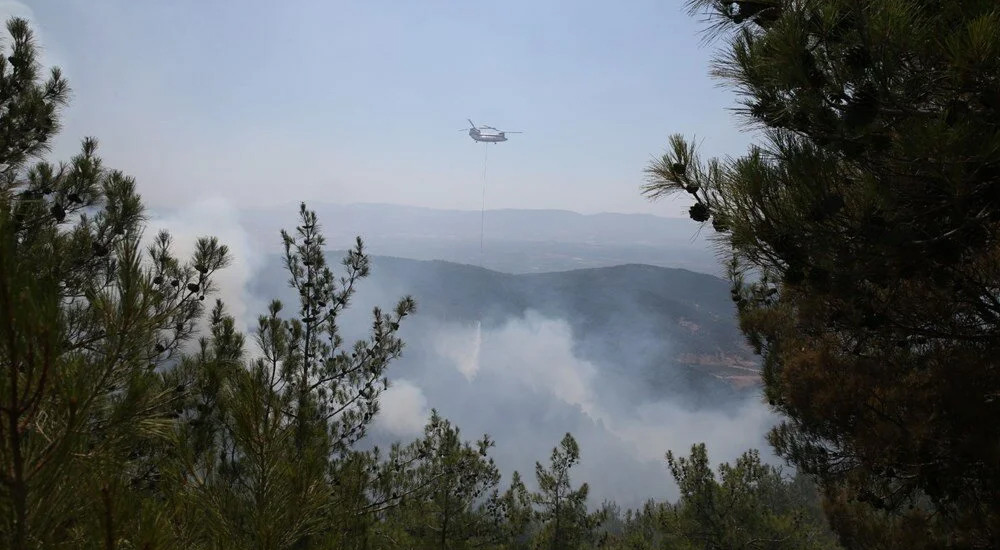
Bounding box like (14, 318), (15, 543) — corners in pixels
(461, 119), (522, 143)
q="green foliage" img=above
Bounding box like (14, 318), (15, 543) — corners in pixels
(498, 470), (534, 550)
(165, 301), (341, 548)
(0, 18), (420, 548)
(529, 433), (604, 550)
(158, 204), (418, 549)
(820, 485), (948, 550)
(592, 445), (839, 550)
(374, 410), (504, 549)
(0, 17), (67, 174)
(664, 444), (838, 550)
(277, 204), (414, 456)
(0, 17), (229, 548)
(645, 0), (1000, 547)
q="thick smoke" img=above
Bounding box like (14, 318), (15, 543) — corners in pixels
(365, 312), (778, 509)
(149, 200), (780, 510)
(375, 379), (431, 437)
(145, 197), (266, 337)
(434, 320), (483, 381)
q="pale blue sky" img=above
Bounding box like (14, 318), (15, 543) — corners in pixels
(12, 0), (750, 215)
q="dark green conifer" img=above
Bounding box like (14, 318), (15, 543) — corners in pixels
(644, 1), (1000, 546)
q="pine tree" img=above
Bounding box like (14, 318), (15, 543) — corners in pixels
(643, 1), (1000, 546)
(530, 433), (602, 550)
(498, 470), (534, 550)
(163, 300), (334, 549)
(161, 204), (416, 549)
(378, 410), (504, 550)
(665, 444), (839, 550)
(277, 204), (415, 456)
(622, 501), (672, 550)
(593, 500), (670, 550)
(0, 16), (230, 549)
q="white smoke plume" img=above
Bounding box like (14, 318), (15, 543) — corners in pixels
(145, 197), (266, 337)
(434, 319), (483, 381)
(368, 311), (780, 508)
(375, 379), (431, 437)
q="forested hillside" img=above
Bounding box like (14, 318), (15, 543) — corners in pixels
(251, 256), (757, 404)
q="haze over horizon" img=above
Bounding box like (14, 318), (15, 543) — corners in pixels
(240, 200), (696, 218)
(11, 0), (753, 217)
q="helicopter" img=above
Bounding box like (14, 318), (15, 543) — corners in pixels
(461, 119), (521, 143)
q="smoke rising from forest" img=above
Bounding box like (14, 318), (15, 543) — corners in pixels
(366, 312), (779, 508)
(146, 198), (267, 337)
(149, 200), (779, 509)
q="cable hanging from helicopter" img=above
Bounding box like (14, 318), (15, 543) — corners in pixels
(461, 119), (521, 351)
(459, 119), (522, 269)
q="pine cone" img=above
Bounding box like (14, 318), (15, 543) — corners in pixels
(689, 202), (711, 222)
(50, 203), (65, 222)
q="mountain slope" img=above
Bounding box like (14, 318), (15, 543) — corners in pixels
(249, 255), (757, 406)
(246, 254), (772, 508)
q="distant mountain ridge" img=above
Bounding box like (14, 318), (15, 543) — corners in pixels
(237, 202), (722, 274)
(319, 203), (697, 245)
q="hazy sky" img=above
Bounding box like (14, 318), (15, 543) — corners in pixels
(13, 0), (751, 215)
